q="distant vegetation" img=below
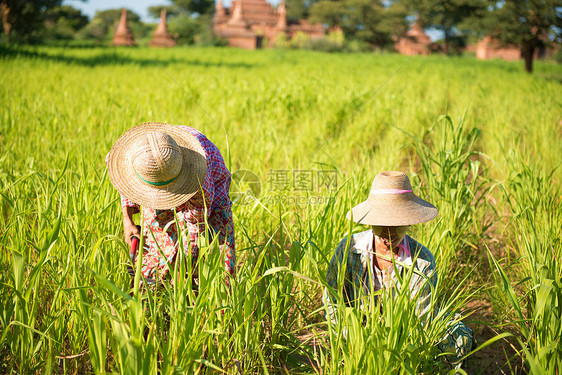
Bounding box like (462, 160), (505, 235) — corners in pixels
(0, 0), (219, 47)
(1, 0), (560, 71)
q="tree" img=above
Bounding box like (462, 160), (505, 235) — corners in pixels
(309, 0), (408, 48)
(44, 5), (89, 40)
(1, 0), (62, 43)
(148, 6), (180, 19)
(400, 0), (487, 54)
(168, 12), (199, 44)
(173, 0), (215, 16)
(285, 0), (320, 21)
(309, 0), (345, 28)
(482, 0), (562, 73)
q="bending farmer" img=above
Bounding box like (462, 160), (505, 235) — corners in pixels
(106, 122), (235, 285)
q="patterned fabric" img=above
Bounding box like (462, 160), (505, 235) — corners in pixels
(110, 126), (235, 281)
(324, 230), (473, 368)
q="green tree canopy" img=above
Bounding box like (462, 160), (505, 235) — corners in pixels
(79, 8), (145, 42)
(309, 0), (407, 48)
(148, 5), (180, 19)
(480, 0), (562, 73)
(400, 0), (487, 54)
(44, 5), (89, 40)
(285, 0), (320, 22)
(147, 1), (218, 45)
(174, 0), (215, 16)
(1, 0), (64, 43)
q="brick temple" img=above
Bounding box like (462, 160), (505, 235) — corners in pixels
(214, 0), (325, 49)
(113, 8), (135, 46)
(475, 36), (520, 61)
(149, 9), (176, 47)
(394, 22), (431, 55)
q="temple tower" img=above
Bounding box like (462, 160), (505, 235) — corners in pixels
(149, 9), (176, 47)
(227, 0), (246, 26)
(394, 21), (431, 55)
(113, 8), (135, 46)
(214, 0), (325, 49)
(214, 0), (228, 24)
(276, 0), (287, 31)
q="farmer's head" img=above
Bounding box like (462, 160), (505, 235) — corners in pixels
(106, 122), (207, 209)
(371, 225), (410, 247)
(346, 171), (438, 236)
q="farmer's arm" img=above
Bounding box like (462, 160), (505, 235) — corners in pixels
(122, 205), (140, 246)
(323, 238), (349, 326)
(203, 197), (236, 277)
(411, 243), (437, 318)
(106, 153), (140, 246)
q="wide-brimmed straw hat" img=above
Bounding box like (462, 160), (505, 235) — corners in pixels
(107, 122), (207, 210)
(346, 171), (438, 226)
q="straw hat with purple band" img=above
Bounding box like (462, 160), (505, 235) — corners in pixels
(107, 122), (207, 210)
(346, 171), (438, 226)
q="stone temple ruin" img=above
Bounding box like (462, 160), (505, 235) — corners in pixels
(475, 36), (520, 61)
(110, 4), (552, 62)
(149, 9), (176, 47)
(112, 8), (135, 46)
(213, 0), (325, 49)
(394, 22), (432, 55)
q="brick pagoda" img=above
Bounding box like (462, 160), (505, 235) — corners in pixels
(475, 36), (520, 61)
(394, 22), (431, 55)
(150, 9), (176, 47)
(214, 0), (325, 49)
(113, 8), (135, 46)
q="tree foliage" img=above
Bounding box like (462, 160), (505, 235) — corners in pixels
(480, 0), (562, 72)
(2, 0), (561, 74)
(78, 8), (151, 43)
(1, 0), (63, 43)
(399, 0), (487, 53)
(147, 0), (217, 45)
(286, 0), (320, 21)
(173, 0), (215, 16)
(44, 5), (89, 40)
(148, 6), (180, 19)
(309, 0), (407, 48)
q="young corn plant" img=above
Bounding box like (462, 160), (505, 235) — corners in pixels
(407, 115), (497, 290)
(489, 163), (562, 373)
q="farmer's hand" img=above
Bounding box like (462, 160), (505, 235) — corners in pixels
(123, 219), (140, 246)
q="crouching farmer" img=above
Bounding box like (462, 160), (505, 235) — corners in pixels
(324, 171), (474, 369)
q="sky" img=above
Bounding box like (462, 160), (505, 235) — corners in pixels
(63, 0), (246, 22)
(63, 0), (173, 23)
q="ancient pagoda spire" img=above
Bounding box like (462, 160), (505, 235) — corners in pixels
(214, 0), (227, 24)
(149, 8), (176, 47)
(227, 0), (246, 26)
(113, 8), (135, 46)
(276, 0), (287, 30)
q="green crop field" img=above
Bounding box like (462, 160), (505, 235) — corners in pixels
(1, 46), (561, 374)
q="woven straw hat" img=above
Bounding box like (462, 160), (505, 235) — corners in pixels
(107, 122), (207, 210)
(347, 171), (438, 226)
